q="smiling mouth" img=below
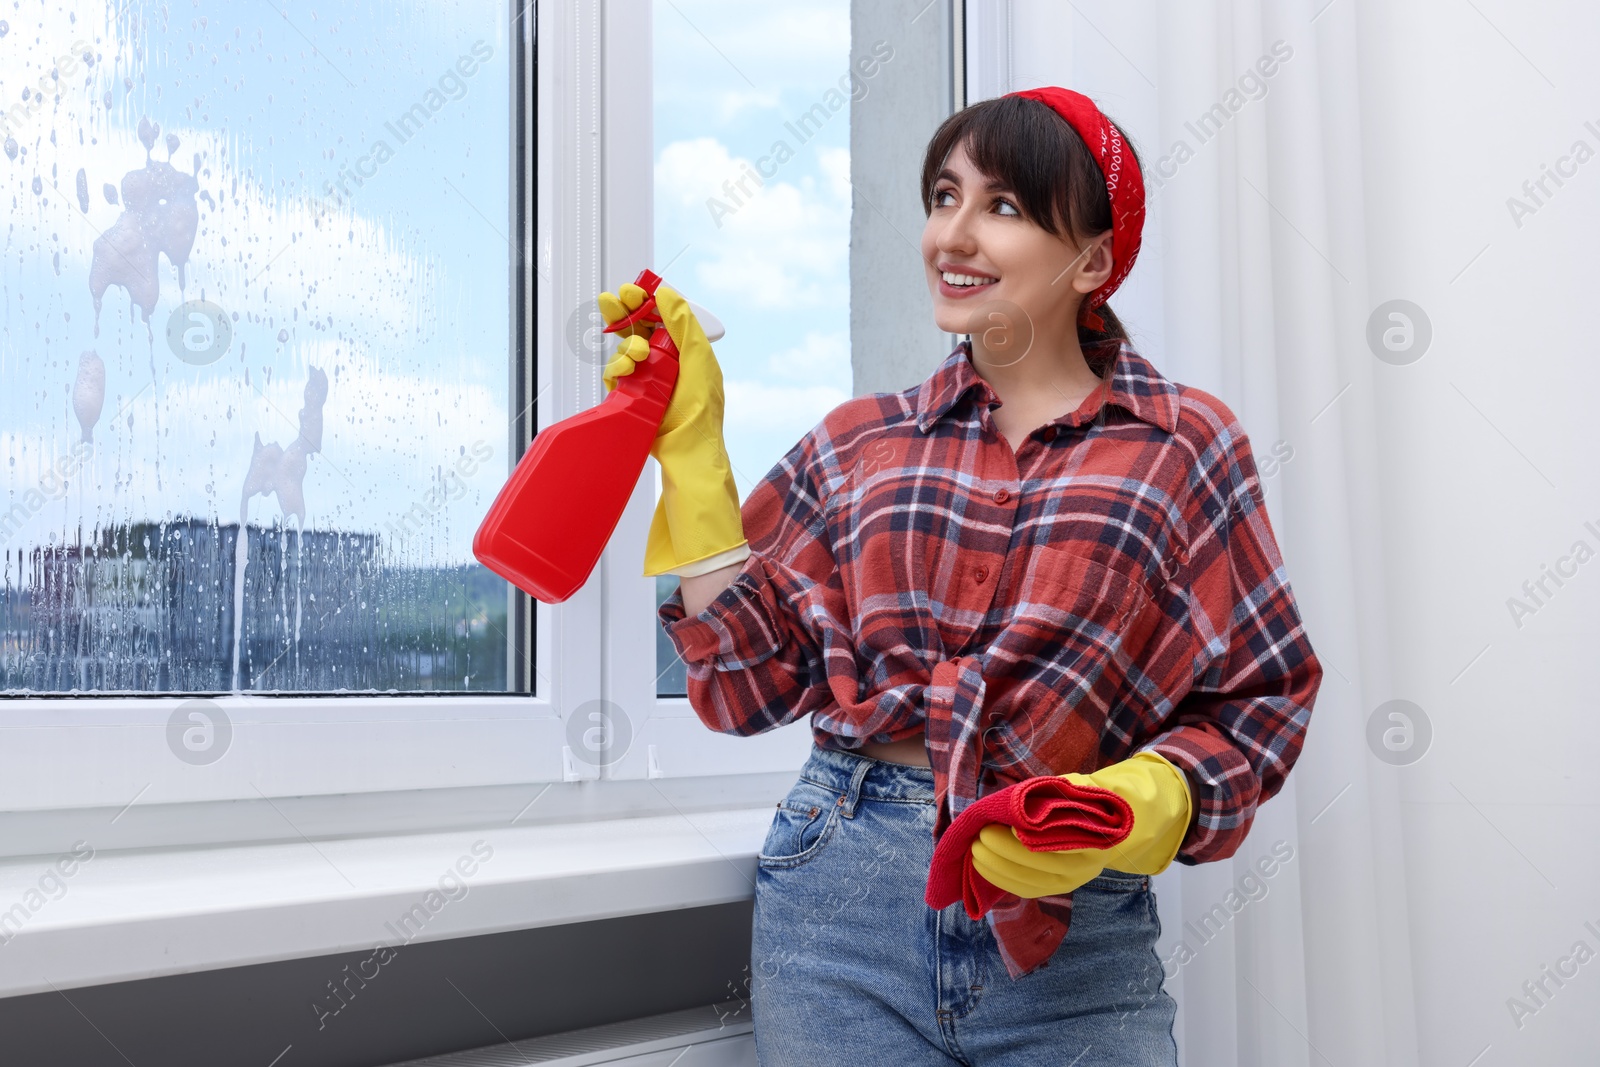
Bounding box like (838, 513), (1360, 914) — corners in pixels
(939, 271), (999, 297)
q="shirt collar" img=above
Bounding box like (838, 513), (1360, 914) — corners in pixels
(914, 338), (1180, 436)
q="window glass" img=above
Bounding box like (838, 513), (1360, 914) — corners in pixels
(651, 0), (853, 696)
(0, 2), (514, 693)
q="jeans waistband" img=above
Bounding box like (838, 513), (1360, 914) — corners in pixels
(798, 742), (937, 816)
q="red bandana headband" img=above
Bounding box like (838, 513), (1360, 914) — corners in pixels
(1003, 87), (1145, 333)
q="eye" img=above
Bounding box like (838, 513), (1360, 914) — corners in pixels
(994, 197), (1020, 217)
(933, 186), (955, 208)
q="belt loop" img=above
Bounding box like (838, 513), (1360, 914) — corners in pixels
(840, 753), (873, 819)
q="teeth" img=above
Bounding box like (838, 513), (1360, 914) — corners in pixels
(942, 270), (997, 287)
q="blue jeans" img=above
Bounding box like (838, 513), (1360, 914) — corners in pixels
(750, 743), (1179, 1066)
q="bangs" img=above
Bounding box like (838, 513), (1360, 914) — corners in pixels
(920, 94), (1123, 243)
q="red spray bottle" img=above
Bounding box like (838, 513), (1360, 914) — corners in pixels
(472, 270), (723, 603)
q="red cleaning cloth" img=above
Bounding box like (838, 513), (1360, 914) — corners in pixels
(925, 775), (1136, 921)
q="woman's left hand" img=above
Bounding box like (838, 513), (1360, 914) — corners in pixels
(969, 750), (1194, 899)
(970, 822), (1107, 897)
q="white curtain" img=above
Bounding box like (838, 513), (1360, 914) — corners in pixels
(982, 2), (1600, 1064)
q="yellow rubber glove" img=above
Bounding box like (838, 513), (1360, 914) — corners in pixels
(598, 281), (749, 578)
(969, 751), (1194, 899)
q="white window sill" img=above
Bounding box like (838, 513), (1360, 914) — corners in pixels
(0, 804), (774, 998)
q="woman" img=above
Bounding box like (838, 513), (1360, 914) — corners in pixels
(602, 87), (1323, 1066)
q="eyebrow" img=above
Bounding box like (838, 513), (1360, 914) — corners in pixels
(934, 168), (1013, 194)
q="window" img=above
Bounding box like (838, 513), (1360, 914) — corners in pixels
(0, 0), (933, 813)
(0, 1), (518, 695)
(648, 0), (855, 696)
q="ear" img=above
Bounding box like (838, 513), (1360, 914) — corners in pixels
(1071, 229), (1116, 295)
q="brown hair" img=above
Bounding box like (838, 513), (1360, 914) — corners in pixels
(919, 94), (1142, 373)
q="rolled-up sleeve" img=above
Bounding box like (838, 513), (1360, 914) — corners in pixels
(1137, 423), (1323, 865)
(657, 426), (844, 737)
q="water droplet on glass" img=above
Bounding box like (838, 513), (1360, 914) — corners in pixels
(0, 20), (9, 36)
(3, 138), (16, 162)
(277, 329), (289, 343)
(32, 176), (43, 196)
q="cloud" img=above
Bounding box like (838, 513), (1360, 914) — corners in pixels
(705, 88), (786, 126)
(655, 136), (851, 312)
(716, 330), (853, 489)
(758, 329), (851, 384)
(723, 378), (848, 438)
(720, 376), (850, 497)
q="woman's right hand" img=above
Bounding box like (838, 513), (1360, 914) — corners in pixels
(598, 282), (728, 447)
(593, 280), (749, 579)
(597, 281), (655, 393)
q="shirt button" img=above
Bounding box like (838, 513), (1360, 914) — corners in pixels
(993, 488), (1010, 504)
(1045, 426), (1059, 441)
(974, 565), (989, 583)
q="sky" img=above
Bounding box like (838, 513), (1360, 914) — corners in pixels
(0, 0), (511, 575)
(651, 0), (853, 502)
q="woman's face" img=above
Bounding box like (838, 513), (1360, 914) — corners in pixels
(921, 139), (1113, 351)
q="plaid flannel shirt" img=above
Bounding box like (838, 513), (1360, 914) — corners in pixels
(658, 338), (1323, 979)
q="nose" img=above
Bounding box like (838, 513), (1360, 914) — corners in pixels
(936, 200), (979, 258)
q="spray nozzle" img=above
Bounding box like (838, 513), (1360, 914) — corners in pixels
(602, 269), (725, 341)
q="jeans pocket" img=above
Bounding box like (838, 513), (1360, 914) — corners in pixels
(758, 780), (843, 869)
